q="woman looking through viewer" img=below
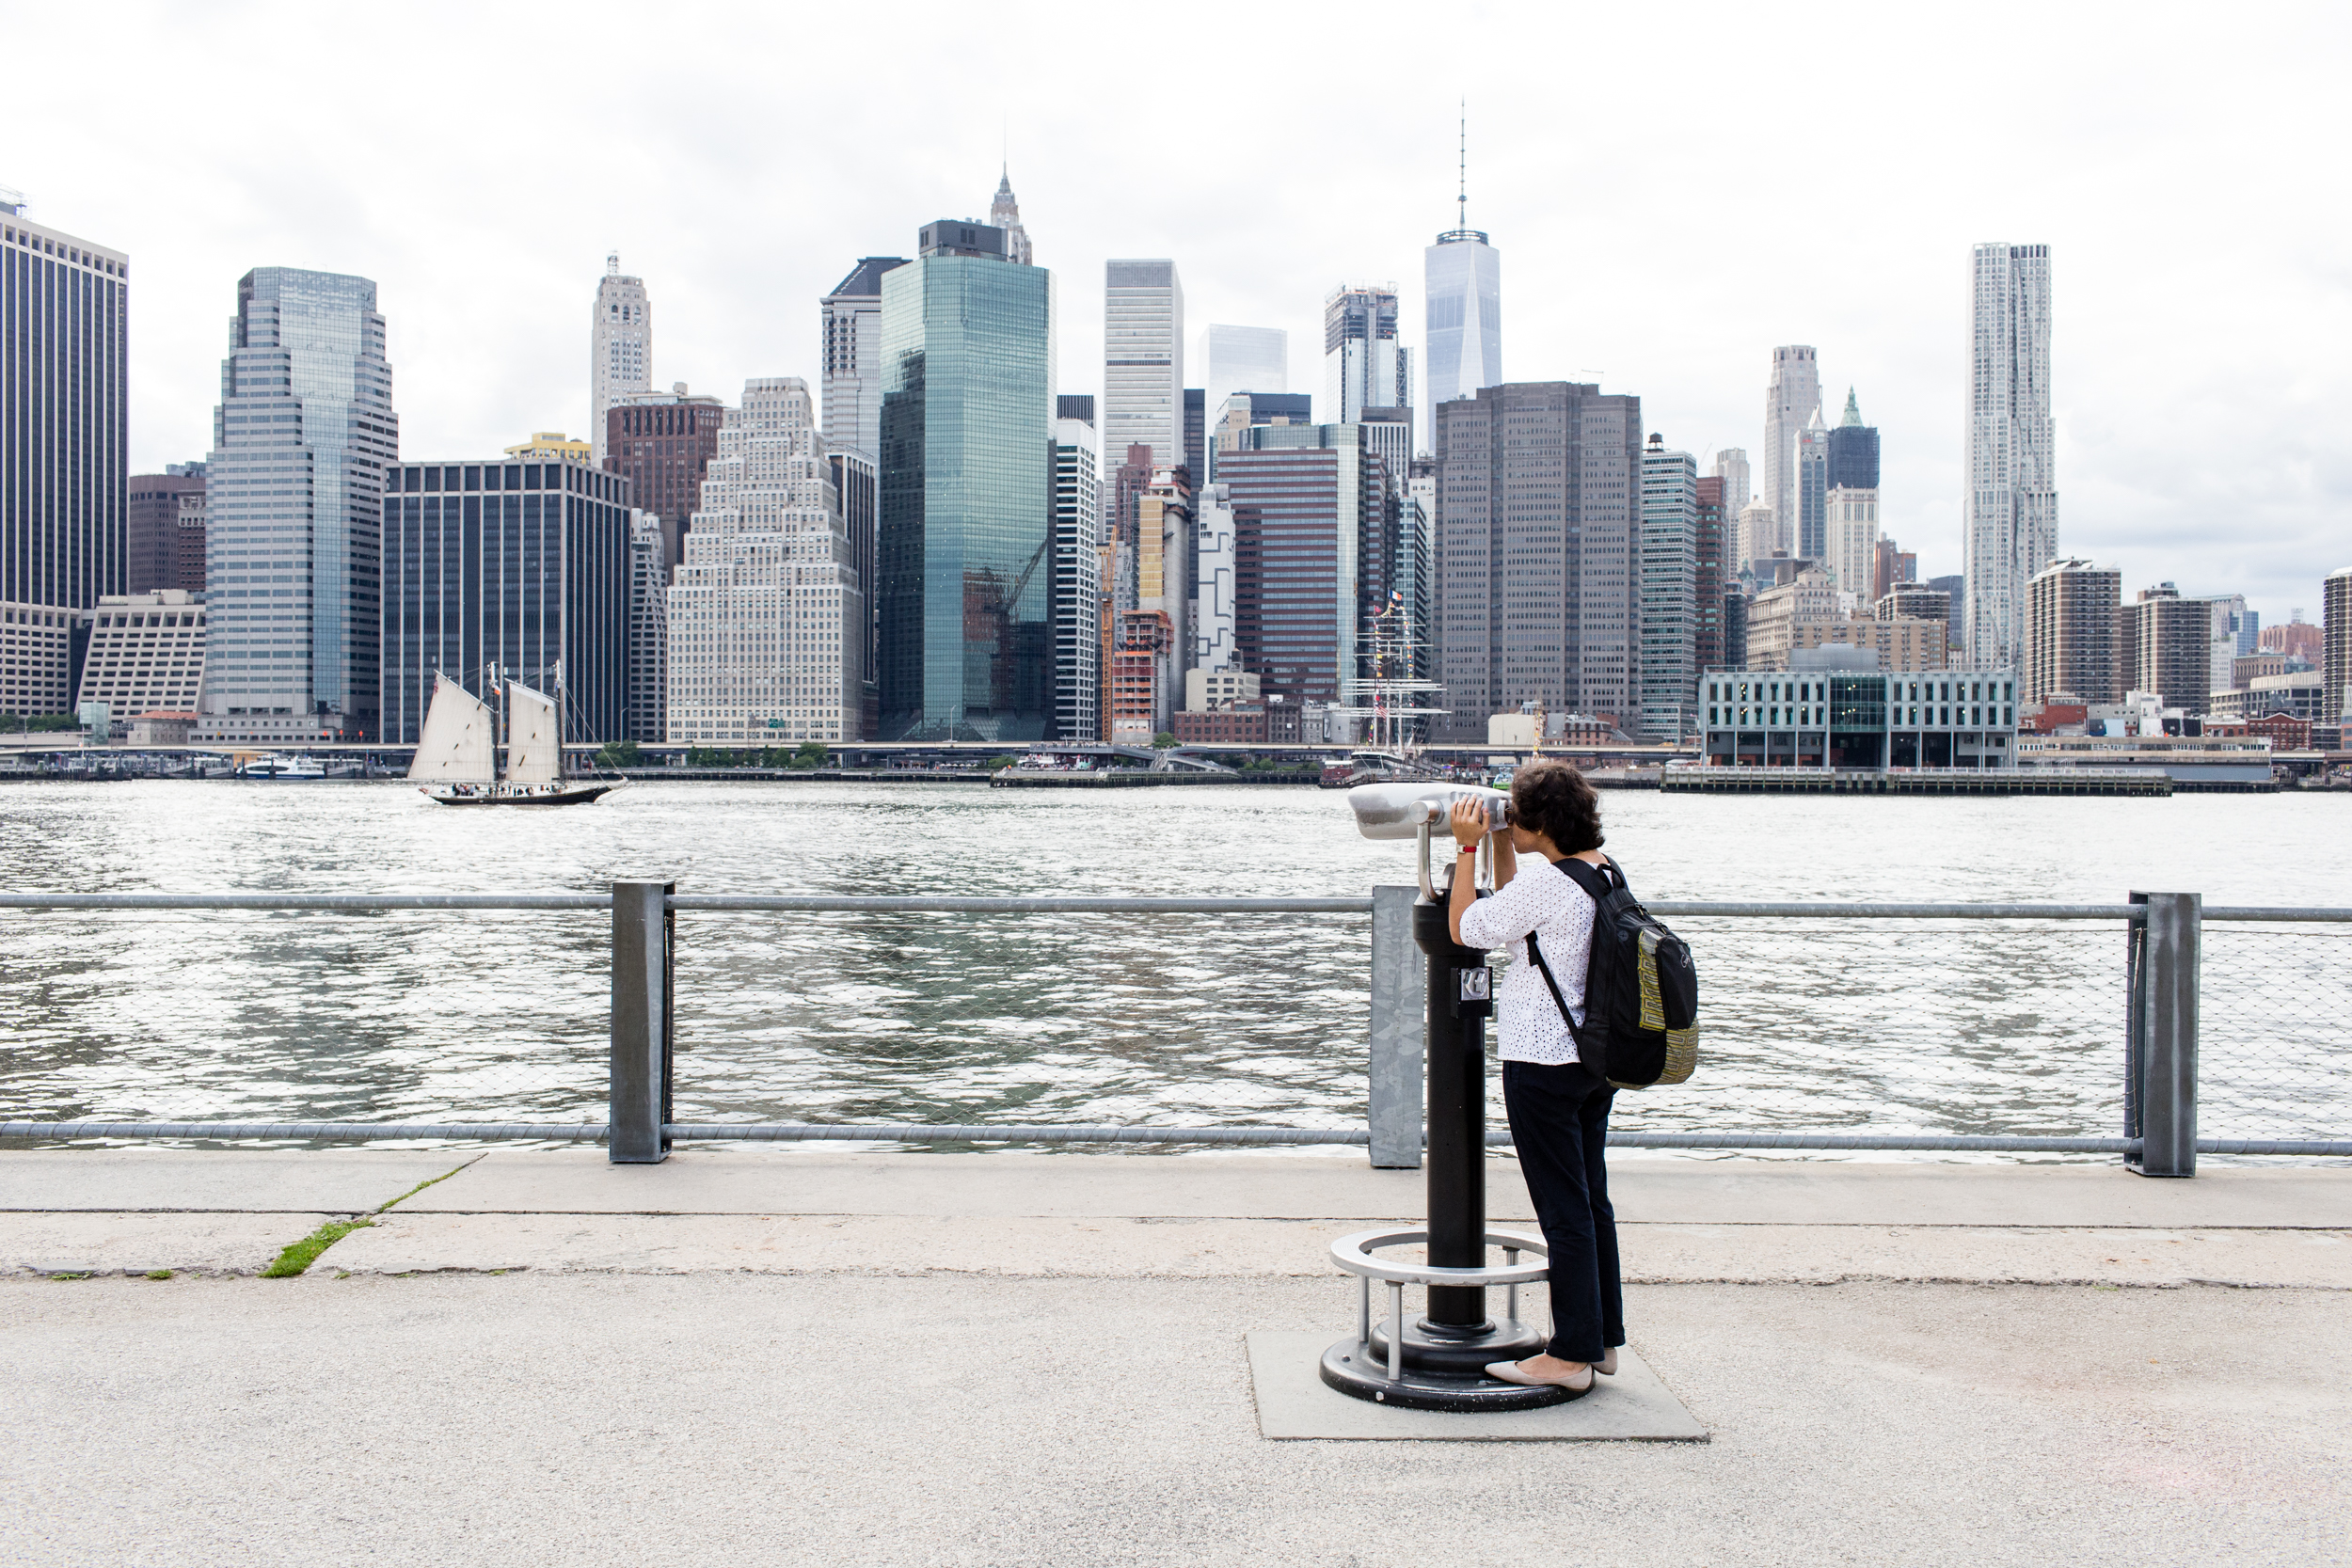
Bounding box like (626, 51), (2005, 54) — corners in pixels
(1446, 760), (1622, 1395)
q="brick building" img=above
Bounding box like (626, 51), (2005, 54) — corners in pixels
(126, 466), (206, 596)
(603, 387), (726, 578)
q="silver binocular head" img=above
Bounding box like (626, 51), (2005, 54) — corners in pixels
(1344, 782), (1512, 841)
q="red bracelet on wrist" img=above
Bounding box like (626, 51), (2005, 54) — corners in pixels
(1457, 841), (1479, 854)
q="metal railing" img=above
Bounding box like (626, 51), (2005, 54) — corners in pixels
(2, 884), (2349, 1171)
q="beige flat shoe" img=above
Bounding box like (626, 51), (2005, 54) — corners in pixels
(1484, 1358), (1595, 1393)
(1595, 1348), (1618, 1376)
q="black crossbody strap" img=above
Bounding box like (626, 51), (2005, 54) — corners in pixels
(1523, 927), (1587, 1054)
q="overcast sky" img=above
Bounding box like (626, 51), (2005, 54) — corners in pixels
(10, 0), (2347, 626)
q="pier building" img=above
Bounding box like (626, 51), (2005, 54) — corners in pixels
(1700, 662), (2019, 769)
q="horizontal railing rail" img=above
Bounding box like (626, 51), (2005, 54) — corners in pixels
(6, 1120), (2348, 1158)
(6, 889), (2348, 922)
(6, 884), (2348, 1167)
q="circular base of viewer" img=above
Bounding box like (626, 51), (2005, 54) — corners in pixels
(1319, 1326), (1570, 1413)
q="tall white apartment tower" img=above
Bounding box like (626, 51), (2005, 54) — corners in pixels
(1104, 260), (1184, 469)
(664, 378), (861, 745)
(1963, 243), (2056, 673)
(590, 254), (650, 466)
(1424, 112), (1502, 436)
(819, 256), (909, 462)
(1325, 282), (1413, 425)
(1051, 402), (1102, 742)
(1762, 346), (1820, 550)
(1712, 448), (1751, 519)
(1638, 435), (1699, 740)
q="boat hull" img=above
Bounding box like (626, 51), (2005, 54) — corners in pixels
(421, 783), (620, 807)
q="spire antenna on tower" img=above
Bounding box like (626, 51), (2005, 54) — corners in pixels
(1458, 98), (1468, 230)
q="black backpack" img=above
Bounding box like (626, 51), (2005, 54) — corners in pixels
(1523, 856), (1699, 1090)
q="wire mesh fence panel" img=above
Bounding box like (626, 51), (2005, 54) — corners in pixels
(668, 911), (1374, 1132)
(0, 912), (609, 1124)
(2198, 925), (2352, 1143)
(1525, 918), (2130, 1144)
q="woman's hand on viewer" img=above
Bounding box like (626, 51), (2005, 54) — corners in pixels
(1449, 798), (1488, 848)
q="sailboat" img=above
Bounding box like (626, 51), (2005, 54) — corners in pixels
(409, 671), (620, 807)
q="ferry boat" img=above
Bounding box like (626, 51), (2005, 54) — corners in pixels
(239, 752), (328, 780)
(409, 672), (620, 807)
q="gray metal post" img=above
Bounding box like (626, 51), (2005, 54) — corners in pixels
(2126, 891), (2199, 1178)
(1368, 883), (1422, 1168)
(610, 879), (675, 1164)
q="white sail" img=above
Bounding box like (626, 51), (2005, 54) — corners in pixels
(503, 681), (561, 784)
(407, 675), (496, 783)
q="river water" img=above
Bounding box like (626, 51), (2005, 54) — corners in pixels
(1, 779), (2345, 1155)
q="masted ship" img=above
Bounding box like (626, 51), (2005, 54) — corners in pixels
(408, 672), (621, 807)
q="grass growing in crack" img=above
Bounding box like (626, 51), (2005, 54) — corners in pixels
(262, 1218), (373, 1278)
(376, 1161), (470, 1214)
(49, 1272), (90, 1282)
(146, 1269), (173, 1281)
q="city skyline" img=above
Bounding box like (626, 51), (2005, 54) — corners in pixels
(5, 3), (2345, 634)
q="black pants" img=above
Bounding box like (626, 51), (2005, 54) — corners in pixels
(1502, 1059), (1623, 1364)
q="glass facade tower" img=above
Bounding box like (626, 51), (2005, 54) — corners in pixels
(1, 203), (128, 720)
(202, 268), (399, 743)
(876, 223), (1055, 741)
(380, 456), (631, 746)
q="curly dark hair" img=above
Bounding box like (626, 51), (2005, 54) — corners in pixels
(1510, 759), (1604, 854)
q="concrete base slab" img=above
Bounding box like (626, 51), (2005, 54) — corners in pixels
(0, 1212), (332, 1275)
(1247, 1331), (1707, 1441)
(0, 1150), (476, 1213)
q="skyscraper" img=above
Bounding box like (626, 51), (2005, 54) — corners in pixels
(819, 256), (910, 462)
(2119, 584), (2211, 712)
(1324, 283), (1412, 426)
(1104, 260), (1184, 470)
(1432, 382), (1644, 739)
(127, 465), (206, 597)
(667, 377), (860, 746)
(1638, 435), (1699, 739)
(1694, 475), (1727, 676)
(1762, 346), (1820, 549)
(603, 385), (726, 578)
(1218, 421), (1409, 725)
(2024, 558), (2119, 705)
(1194, 325), (1288, 411)
(2326, 568), (2352, 722)
(877, 216), (1055, 741)
(1826, 388), (1880, 489)
(826, 448), (879, 738)
(1051, 398), (1101, 743)
(203, 267), (398, 744)
(1711, 448), (1751, 521)
(590, 254), (649, 467)
(1963, 242), (2056, 673)
(380, 454), (632, 746)
(1823, 391), (1882, 605)
(1795, 409), (1829, 562)
(1, 196), (127, 720)
(1183, 388), (1205, 489)
(1736, 500), (1779, 580)
(626, 509), (667, 743)
(1423, 113), (1501, 432)
(989, 170), (1033, 266)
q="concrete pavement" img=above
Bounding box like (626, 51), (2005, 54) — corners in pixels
(4, 1147), (2347, 1562)
(5, 1271), (2344, 1565)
